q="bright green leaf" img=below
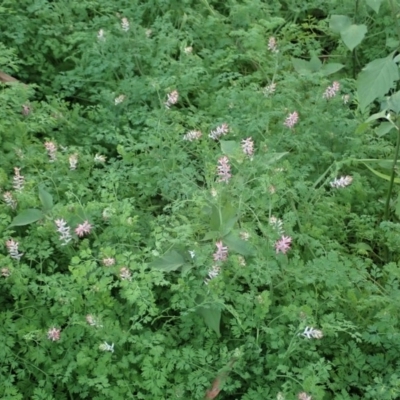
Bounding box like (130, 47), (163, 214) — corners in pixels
(292, 57), (318, 75)
(220, 140), (240, 157)
(366, 0), (383, 13)
(9, 209), (44, 227)
(149, 250), (185, 272)
(210, 203), (237, 234)
(340, 24), (367, 51)
(375, 122), (395, 137)
(329, 15), (352, 33)
(357, 52), (399, 112)
(365, 110), (388, 123)
(38, 186), (53, 212)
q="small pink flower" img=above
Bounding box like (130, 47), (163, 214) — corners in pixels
(3, 191), (17, 209)
(6, 239), (23, 260)
(119, 267), (132, 281)
(213, 241), (228, 262)
(13, 167), (24, 192)
(298, 392), (312, 400)
(165, 90), (179, 109)
(47, 327), (61, 341)
(183, 130), (202, 141)
(44, 141), (57, 162)
(102, 257), (115, 266)
(284, 111), (299, 129)
(209, 123), (229, 140)
(217, 156), (231, 183)
(263, 82), (276, 96)
(274, 235), (292, 254)
(22, 104), (31, 116)
(241, 137), (254, 156)
(268, 37), (278, 53)
(204, 265), (221, 284)
(323, 81), (340, 100)
(75, 220), (92, 237)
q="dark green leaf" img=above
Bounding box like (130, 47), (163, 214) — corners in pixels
(197, 306), (221, 336)
(223, 232), (255, 256)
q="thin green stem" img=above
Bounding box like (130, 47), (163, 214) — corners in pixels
(384, 122), (400, 221)
(388, 0), (400, 48)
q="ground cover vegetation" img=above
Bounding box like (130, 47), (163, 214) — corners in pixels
(1, 0), (400, 399)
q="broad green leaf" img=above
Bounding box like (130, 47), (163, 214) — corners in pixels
(383, 90), (400, 113)
(197, 306), (221, 336)
(223, 232), (255, 256)
(329, 15), (352, 34)
(365, 110), (388, 123)
(355, 122), (369, 134)
(320, 63), (345, 76)
(220, 140), (240, 157)
(38, 186), (53, 212)
(210, 203), (237, 234)
(375, 122), (395, 137)
(340, 24), (367, 51)
(362, 163), (400, 183)
(309, 55), (322, 72)
(149, 250), (185, 272)
(366, 0), (383, 13)
(291, 57), (320, 75)
(357, 53), (399, 112)
(9, 209), (44, 227)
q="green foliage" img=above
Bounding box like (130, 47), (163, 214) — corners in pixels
(1, 0), (400, 399)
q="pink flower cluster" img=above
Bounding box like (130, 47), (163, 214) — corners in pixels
(284, 111), (299, 129)
(44, 141), (57, 162)
(209, 123), (229, 140)
(183, 130), (202, 141)
(323, 81), (340, 100)
(274, 235), (292, 254)
(47, 327), (61, 341)
(213, 241), (228, 262)
(3, 191), (17, 209)
(241, 137), (254, 156)
(217, 156), (231, 183)
(165, 90), (179, 109)
(55, 219), (92, 245)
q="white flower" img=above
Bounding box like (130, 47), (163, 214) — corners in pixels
(204, 265), (220, 285)
(99, 342), (114, 352)
(330, 175), (353, 189)
(114, 95), (126, 105)
(189, 250), (195, 259)
(300, 326), (323, 339)
(121, 17), (130, 32)
(97, 29), (105, 41)
(94, 154), (106, 163)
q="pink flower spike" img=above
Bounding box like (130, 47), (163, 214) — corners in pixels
(217, 156), (231, 183)
(213, 241), (228, 262)
(47, 327), (61, 341)
(284, 111), (299, 129)
(44, 141), (57, 162)
(241, 137), (254, 156)
(274, 235), (292, 254)
(165, 90), (179, 109)
(209, 123), (229, 140)
(323, 81), (340, 100)
(75, 220), (92, 237)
